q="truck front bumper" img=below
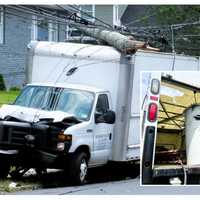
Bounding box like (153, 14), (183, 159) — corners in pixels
(0, 149), (18, 155)
(0, 120), (71, 168)
(0, 148), (70, 168)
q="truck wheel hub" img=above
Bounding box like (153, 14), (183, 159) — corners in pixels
(80, 159), (87, 181)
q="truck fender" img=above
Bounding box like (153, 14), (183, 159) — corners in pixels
(69, 139), (91, 156)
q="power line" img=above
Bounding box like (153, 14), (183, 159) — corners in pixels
(66, 5), (113, 29)
(4, 10), (97, 43)
(4, 8), (127, 47)
(124, 13), (157, 27)
(6, 5), (97, 29)
(4, 5), (200, 56)
(5, 10), (68, 32)
(5, 5), (106, 38)
(128, 20), (200, 32)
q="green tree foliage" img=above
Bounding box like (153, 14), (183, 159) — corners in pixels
(151, 5), (200, 56)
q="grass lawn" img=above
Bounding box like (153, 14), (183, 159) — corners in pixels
(0, 90), (20, 107)
(0, 90), (43, 193)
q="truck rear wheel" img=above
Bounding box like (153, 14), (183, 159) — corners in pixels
(69, 152), (88, 185)
(0, 162), (10, 179)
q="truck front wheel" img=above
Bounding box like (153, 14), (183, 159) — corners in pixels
(69, 152), (88, 185)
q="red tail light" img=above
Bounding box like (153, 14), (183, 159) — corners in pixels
(148, 103), (157, 122)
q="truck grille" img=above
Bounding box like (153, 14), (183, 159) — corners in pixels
(11, 128), (29, 144)
(0, 121), (59, 150)
(0, 122), (30, 146)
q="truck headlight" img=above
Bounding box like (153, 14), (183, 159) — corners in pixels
(57, 142), (65, 151)
(58, 132), (72, 142)
(57, 132), (72, 151)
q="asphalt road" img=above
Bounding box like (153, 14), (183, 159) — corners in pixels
(13, 177), (200, 195)
(9, 164), (200, 195)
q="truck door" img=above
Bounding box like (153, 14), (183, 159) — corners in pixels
(93, 93), (113, 164)
(141, 72), (161, 184)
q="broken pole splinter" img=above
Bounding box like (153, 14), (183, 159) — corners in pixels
(75, 26), (160, 54)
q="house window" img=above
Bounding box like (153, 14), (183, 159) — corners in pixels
(79, 5), (95, 22)
(37, 16), (49, 41)
(48, 21), (58, 42)
(0, 7), (4, 44)
(31, 15), (58, 41)
(113, 5), (121, 26)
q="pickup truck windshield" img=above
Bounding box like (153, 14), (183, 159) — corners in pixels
(14, 86), (94, 121)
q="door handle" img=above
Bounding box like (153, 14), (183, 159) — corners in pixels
(109, 133), (112, 140)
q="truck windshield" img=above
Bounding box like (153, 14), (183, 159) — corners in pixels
(14, 86), (94, 121)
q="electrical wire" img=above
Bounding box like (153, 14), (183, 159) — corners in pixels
(6, 5), (98, 29)
(124, 13), (157, 27)
(4, 9), (99, 41)
(3, 5), (200, 56)
(5, 7), (200, 56)
(128, 20), (200, 31)
(66, 5), (113, 29)
(4, 9), (146, 54)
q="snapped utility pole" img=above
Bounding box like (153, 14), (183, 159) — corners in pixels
(74, 26), (160, 54)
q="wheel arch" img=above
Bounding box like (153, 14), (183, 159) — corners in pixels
(74, 145), (91, 160)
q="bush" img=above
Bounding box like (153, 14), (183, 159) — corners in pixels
(10, 87), (20, 91)
(0, 74), (5, 90)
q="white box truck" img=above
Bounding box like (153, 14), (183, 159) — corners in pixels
(141, 72), (200, 185)
(0, 41), (199, 184)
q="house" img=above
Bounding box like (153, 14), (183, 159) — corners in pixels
(0, 5), (72, 90)
(0, 5), (127, 90)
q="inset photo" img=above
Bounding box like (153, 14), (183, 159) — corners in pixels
(141, 71), (200, 185)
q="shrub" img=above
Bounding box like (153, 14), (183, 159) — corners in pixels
(0, 74), (5, 90)
(10, 87), (20, 91)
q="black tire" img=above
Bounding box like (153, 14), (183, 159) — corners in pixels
(0, 162), (10, 179)
(69, 152), (88, 185)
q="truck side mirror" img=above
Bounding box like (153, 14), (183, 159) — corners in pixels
(104, 110), (116, 124)
(95, 110), (116, 124)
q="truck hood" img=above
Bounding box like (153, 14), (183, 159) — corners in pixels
(0, 104), (75, 123)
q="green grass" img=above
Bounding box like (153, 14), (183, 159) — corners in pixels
(0, 90), (20, 107)
(0, 178), (41, 193)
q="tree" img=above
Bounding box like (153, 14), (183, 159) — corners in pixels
(150, 5), (200, 56)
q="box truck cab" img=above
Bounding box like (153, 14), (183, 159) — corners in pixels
(142, 72), (200, 185)
(0, 83), (116, 184)
(0, 41), (139, 185)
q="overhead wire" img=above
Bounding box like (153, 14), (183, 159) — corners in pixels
(66, 5), (113, 29)
(124, 13), (157, 27)
(3, 5), (200, 56)
(4, 7), (101, 40)
(6, 5), (99, 29)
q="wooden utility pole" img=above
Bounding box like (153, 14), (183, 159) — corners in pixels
(75, 26), (160, 54)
